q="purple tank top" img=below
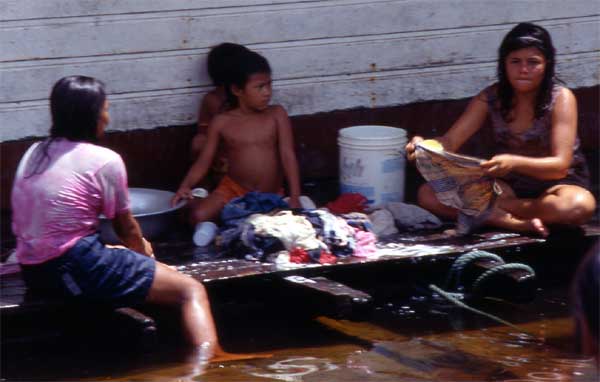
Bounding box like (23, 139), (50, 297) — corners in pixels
(485, 85), (590, 197)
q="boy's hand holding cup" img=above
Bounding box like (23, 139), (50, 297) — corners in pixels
(172, 186), (193, 206)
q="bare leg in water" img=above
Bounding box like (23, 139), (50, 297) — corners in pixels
(145, 262), (270, 374)
(417, 182), (549, 236)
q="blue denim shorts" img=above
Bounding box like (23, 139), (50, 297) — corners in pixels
(21, 234), (156, 308)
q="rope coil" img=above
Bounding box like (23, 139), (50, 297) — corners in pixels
(445, 250), (505, 290)
(471, 263), (536, 296)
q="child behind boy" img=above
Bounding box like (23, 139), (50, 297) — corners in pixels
(191, 43), (249, 160)
(173, 49), (302, 240)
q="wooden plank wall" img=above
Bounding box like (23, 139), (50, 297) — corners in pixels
(1, 0), (599, 141)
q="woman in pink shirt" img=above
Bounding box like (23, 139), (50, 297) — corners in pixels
(11, 76), (228, 365)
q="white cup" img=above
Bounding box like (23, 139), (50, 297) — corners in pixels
(191, 187), (208, 198)
(193, 221), (217, 246)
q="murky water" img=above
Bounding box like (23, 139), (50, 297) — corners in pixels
(2, 283), (597, 382)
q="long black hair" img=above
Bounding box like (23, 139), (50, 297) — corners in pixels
(224, 49), (271, 107)
(497, 22), (557, 121)
(26, 76), (106, 177)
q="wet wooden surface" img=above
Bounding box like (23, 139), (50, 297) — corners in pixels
(2, 224), (598, 314)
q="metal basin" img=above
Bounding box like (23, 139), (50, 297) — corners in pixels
(100, 188), (186, 244)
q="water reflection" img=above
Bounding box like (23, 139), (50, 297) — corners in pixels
(2, 286), (598, 381)
(248, 357), (338, 382)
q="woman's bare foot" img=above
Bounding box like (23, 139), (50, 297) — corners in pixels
(182, 344), (272, 380)
(485, 208), (549, 237)
(189, 343), (271, 365)
(210, 351), (273, 363)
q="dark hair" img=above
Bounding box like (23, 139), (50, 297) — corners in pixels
(207, 43), (250, 87)
(497, 22), (557, 121)
(26, 76), (106, 177)
(572, 241), (599, 356)
(50, 75), (106, 142)
(224, 50), (271, 107)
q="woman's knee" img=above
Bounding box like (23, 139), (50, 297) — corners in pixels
(567, 193), (596, 225)
(545, 190), (596, 225)
(179, 277), (209, 303)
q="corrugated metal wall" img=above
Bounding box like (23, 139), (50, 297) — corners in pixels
(1, 0), (598, 141)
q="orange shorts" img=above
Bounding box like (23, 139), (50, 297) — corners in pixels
(213, 176), (284, 204)
(213, 175), (250, 204)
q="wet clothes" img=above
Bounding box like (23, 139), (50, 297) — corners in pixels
(217, 200), (376, 262)
(384, 202), (443, 231)
(217, 192), (289, 259)
(11, 139), (130, 265)
(352, 228), (378, 258)
(20, 234), (155, 307)
(220, 191), (289, 228)
(248, 211), (327, 253)
(326, 193), (368, 214)
(302, 210), (356, 257)
(485, 85), (591, 198)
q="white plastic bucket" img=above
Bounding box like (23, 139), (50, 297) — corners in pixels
(338, 125), (407, 207)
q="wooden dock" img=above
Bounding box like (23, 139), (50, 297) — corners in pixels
(2, 224), (598, 314)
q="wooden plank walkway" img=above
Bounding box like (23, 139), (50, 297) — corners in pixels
(2, 224), (598, 314)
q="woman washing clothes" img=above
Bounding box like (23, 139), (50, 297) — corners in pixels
(10, 76), (245, 367)
(406, 23), (596, 236)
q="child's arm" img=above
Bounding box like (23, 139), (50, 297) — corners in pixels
(406, 90), (489, 161)
(192, 92), (225, 158)
(274, 106), (302, 208)
(197, 93), (220, 132)
(481, 88), (578, 179)
(173, 117), (222, 205)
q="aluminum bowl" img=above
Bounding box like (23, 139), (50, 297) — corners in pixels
(100, 188), (186, 244)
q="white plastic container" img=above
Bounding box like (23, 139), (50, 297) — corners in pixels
(193, 221), (218, 246)
(338, 125), (407, 207)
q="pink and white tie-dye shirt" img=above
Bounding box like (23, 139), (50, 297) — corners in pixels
(11, 139), (130, 265)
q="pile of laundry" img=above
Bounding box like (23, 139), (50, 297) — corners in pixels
(215, 192), (377, 264)
(213, 192), (445, 265)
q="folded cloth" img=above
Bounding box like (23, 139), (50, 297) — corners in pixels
(352, 228), (378, 258)
(368, 209), (399, 236)
(385, 202), (443, 231)
(326, 193), (368, 214)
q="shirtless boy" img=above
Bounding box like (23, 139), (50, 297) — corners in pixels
(173, 49), (302, 228)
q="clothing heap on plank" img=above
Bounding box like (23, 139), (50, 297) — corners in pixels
(215, 192), (377, 263)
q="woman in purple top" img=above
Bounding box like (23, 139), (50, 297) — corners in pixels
(11, 76), (233, 365)
(406, 23), (596, 236)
